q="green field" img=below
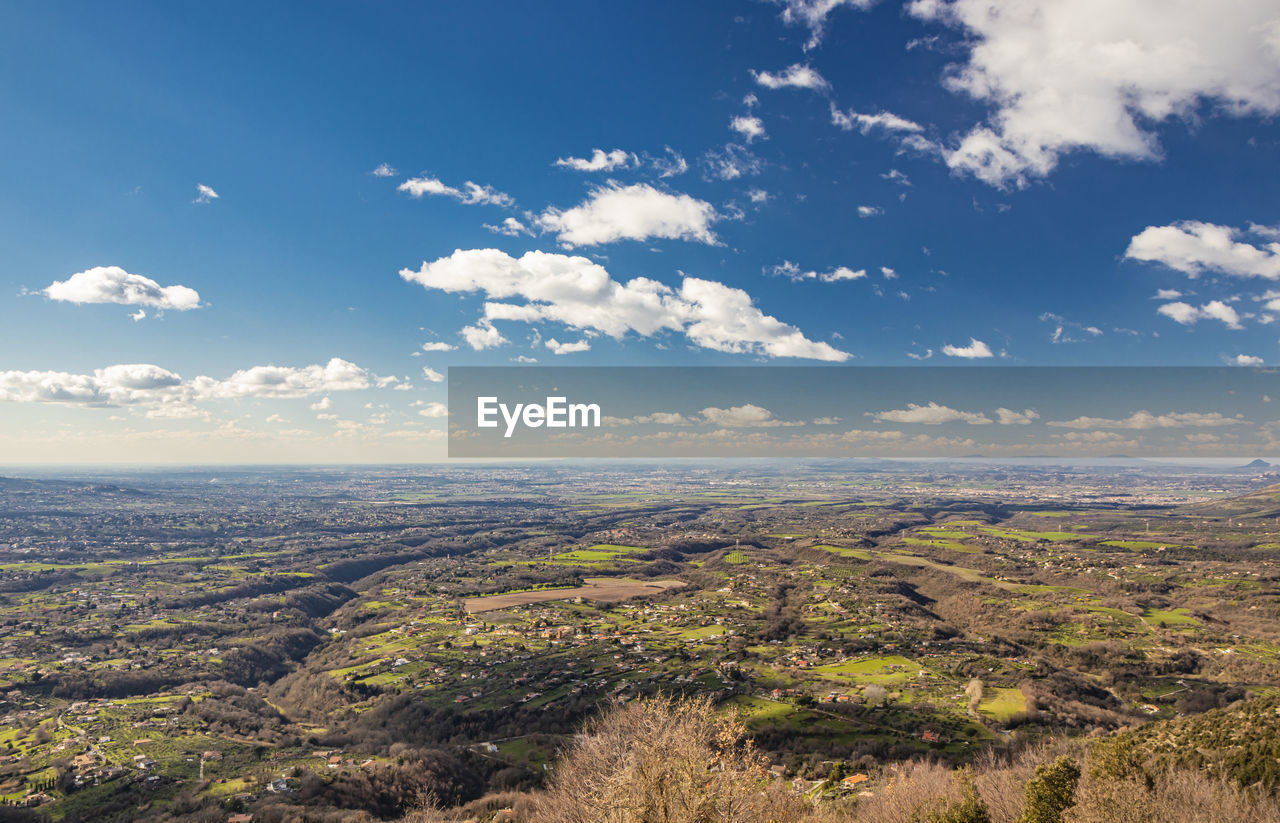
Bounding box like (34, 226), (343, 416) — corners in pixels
(1142, 607), (1200, 628)
(978, 687), (1026, 720)
(814, 655), (918, 684)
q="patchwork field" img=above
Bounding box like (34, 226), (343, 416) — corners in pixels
(464, 577), (685, 612)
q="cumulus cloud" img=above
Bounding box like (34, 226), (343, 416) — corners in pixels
(822, 267), (867, 282)
(1232, 354), (1264, 365)
(752, 63), (830, 90)
(460, 320), (509, 351)
(0, 364), (181, 407)
(730, 115), (767, 143)
(857, 205), (883, 217)
(546, 338), (591, 355)
(1126, 221), (1280, 279)
(399, 248), (850, 361)
(701, 404), (801, 427)
(311, 396), (332, 411)
(193, 184), (218, 204)
(191, 358), (371, 399)
(995, 407), (1039, 425)
(0, 358), (371, 418)
(1047, 410), (1243, 429)
(421, 366), (445, 382)
(421, 341), (457, 352)
(941, 338), (994, 358)
(535, 183), (718, 246)
(768, 261), (866, 283)
(831, 105), (925, 134)
(43, 266), (201, 312)
(651, 148), (689, 178)
(775, 0), (875, 49)
(1157, 300), (1243, 329)
(484, 217), (530, 236)
(873, 402), (993, 425)
(883, 170), (911, 187)
(909, 0), (1280, 187)
(701, 144), (762, 181)
(371, 163), (396, 177)
(398, 175), (513, 207)
(554, 149), (636, 172)
(605, 411), (692, 427)
(417, 402), (448, 418)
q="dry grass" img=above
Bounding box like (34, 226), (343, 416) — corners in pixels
(393, 700), (1280, 823)
(526, 695), (807, 823)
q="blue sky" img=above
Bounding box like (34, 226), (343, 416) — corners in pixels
(2, 0), (1279, 461)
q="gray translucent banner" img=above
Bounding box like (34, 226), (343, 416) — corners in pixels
(447, 367), (1280, 459)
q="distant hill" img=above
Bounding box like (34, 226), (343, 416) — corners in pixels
(1243, 458), (1272, 468)
(1179, 481), (1280, 519)
(0, 474), (147, 499)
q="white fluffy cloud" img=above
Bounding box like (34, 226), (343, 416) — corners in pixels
(1126, 221), (1280, 279)
(460, 320), (509, 351)
(831, 105), (925, 134)
(651, 148), (688, 178)
(484, 217), (529, 236)
(44, 266), (201, 312)
(399, 248), (850, 361)
(554, 149), (636, 172)
(417, 402), (448, 418)
(0, 358), (371, 416)
(194, 184), (218, 203)
(995, 407), (1039, 425)
(701, 144), (762, 182)
(371, 163), (396, 177)
(0, 364), (181, 406)
(775, 0), (874, 48)
(910, 0), (1280, 187)
(546, 338), (591, 355)
(421, 341), (457, 352)
(941, 338), (994, 358)
(191, 358), (371, 399)
(421, 366), (445, 382)
(1157, 300), (1243, 329)
(1233, 354), (1264, 365)
(701, 404), (801, 427)
(398, 176), (513, 207)
(730, 115), (767, 143)
(874, 402), (993, 425)
(1047, 410), (1243, 429)
(822, 266), (866, 282)
(752, 63), (830, 90)
(768, 261), (866, 282)
(535, 183), (718, 247)
(857, 206), (883, 218)
(606, 411), (692, 427)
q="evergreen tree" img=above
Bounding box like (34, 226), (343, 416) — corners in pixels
(1019, 756), (1080, 823)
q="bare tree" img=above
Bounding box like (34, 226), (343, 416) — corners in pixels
(528, 695), (807, 823)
